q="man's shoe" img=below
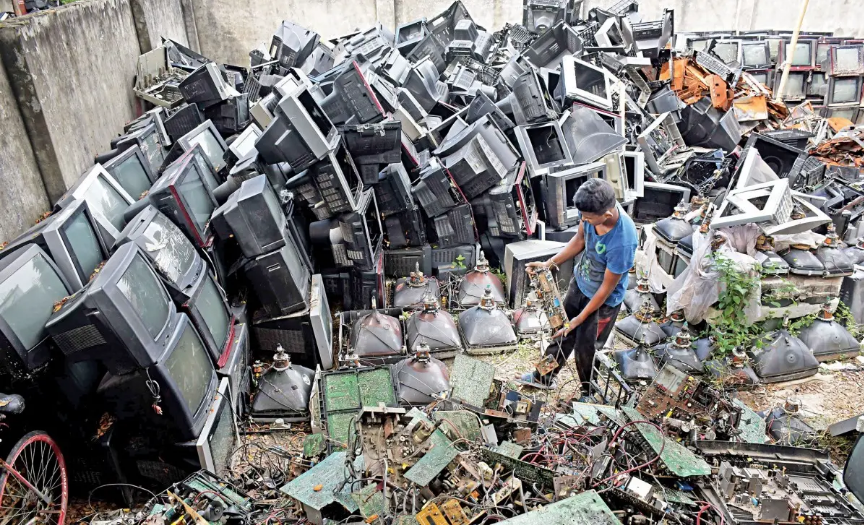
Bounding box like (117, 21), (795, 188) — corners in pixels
(515, 372), (556, 390)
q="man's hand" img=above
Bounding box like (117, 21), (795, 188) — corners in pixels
(552, 315), (584, 339)
(526, 260), (552, 274)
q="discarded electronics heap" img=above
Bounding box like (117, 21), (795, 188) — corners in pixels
(4, 0), (864, 523)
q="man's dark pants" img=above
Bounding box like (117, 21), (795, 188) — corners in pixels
(538, 277), (622, 396)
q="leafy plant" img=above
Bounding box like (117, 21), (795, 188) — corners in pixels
(834, 301), (862, 339)
(452, 255), (466, 269)
(709, 252), (762, 357)
(490, 267), (507, 288)
(787, 313), (816, 337)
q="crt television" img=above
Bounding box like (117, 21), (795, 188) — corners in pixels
(175, 120), (228, 172)
(0, 245), (72, 376)
(223, 175), (287, 258)
(181, 267), (234, 366)
(114, 205), (205, 303)
(147, 149), (219, 247)
(176, 377), (235, 476)
(101, 145), (157, 200)
(116, 123), (166, 175)
(46, 243), (181, 374)
(97, 312), (218, 440)
(0, 199), (108, 291)
(54, 165), (135, 248)
(543, 162), (604, 230)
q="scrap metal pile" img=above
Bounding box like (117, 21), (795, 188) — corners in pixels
(75, 0), (864, 523)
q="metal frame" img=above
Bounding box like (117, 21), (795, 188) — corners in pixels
(713, 179), (793, 229)
(636, 112), (685, 175)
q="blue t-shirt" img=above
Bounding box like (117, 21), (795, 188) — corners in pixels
(575, 205), (638, 307)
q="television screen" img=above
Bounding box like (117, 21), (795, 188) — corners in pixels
(791, 42), (812, 66)
(751, 71), (769, 85)
(714, 41), (739, 63)
(108, 154), (152, 200)
(816, 43), (832, 66)
(85, 175), (131, 232)
(117, 255), (172, 340)
(829, 107), (857, 121)
(139, 212), (197, 284)
(742, 44), (767, 66)
(0, 253), (69, 349)
(63, 209), (104, 282)
(836, 47), (861, 72)
(298, 89), (335, 138)
(786, 73), (806, 98)
(165, 321), (213, 416)
(573, 61), (608, 100)
(188, 129), (225, 171)
(195, 275), (230, 352)
(833, 78), (860, 104)
(179, 166), (216, 232)
(138, 128), (165, 174)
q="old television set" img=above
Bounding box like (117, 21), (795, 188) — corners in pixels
(115, 206), (205, 302)
(271, 20), (319, 70)
(250, 274), (333, 370)
(244, 226), (312, 319)
(313, 60), (385, 126)
(830, 45), (864, 76)
(256, 90), (338, 172)
(147, 150), (219, 247)
(97, 312), (218, 440)
(223, 175), (287, 258)
(473, 162), (537, 238)
(54, 165), (135, 248)
(556, 56), (613, 110)
(181, 267), (234, 365)
(0, 245), (72, 376)
(175, 121), (228, 172)
(543, 162), (604, 230)
(176, 377), (235, 477)
(46, 243), (181, 374)
(225, 124), (261, 167)
(823, 106), (859, 121)
(808, 71), (829, 98)
(310, 139), (365, 217)
(514, 120), (572, 177)
(713, 39), (742, 64)
(740, 41), (771, 68)
(774, 71), (808, 101)
(102, 145), (157, 200)
(116, 123), (166, 175)
(0, 199), (108, 291)
(622, 151), (646, 200)
(826, 76), (863, 105)
(503, 239), (573, 309)
(781, 38), (816, 68)
(748, 69), (775, 88)
(632, 182), (691, 223)
(178, 63), (231, 107)
(163, 103), (205, 143)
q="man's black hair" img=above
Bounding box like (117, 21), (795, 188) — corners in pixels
(573, 178), (616, 214)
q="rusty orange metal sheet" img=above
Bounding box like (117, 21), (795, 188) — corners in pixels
(733, 95), (769, 121)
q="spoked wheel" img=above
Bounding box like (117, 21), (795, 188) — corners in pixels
(0, 431), (68, 524)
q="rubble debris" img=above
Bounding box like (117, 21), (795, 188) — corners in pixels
(10, 0), (864, 524)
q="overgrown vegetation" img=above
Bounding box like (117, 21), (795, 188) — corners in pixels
(834, 301), (862, 339)
(709, 252), (764, 357)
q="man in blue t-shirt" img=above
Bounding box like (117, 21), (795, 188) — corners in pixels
(518, 178), (638, 398)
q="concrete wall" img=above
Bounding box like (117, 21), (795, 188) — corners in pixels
(130, 0), (189, 52)
(0, 58), (52, 241)
(0, 0), (191, 243)
(0, 0), (142, 201)
(194, 0), (864, 65)
(582, 0), (864, 36)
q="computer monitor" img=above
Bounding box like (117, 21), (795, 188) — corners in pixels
(313, 61), (385, 126)
(225, 124), (261, 167)
(47, 243), (180, 374)
(773, 71), (807, 101)
(114, 205), (205, 302)
(741, 41), (770, 68)
(101, 145), (157, 200)
(827, 77), (863, 105)
(176, 120), (228, 172)
(147, 150), (219, 247)
(0, 199), (108, 291)
(223, 175), (287, 258)
(0, 245), (72, 376)
(181, 267), (234, 365)
(275, 85), (339, 160)
(97, 313), (218, 440)
(54, 165), (135, 248)
(543, 162), (605, 230)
